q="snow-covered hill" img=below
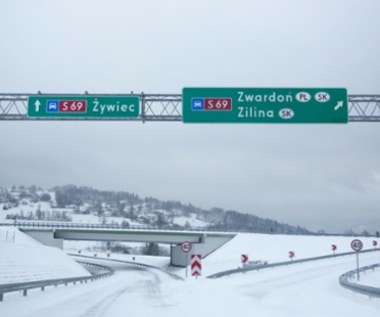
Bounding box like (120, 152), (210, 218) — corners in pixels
(0, 185), (312, 235)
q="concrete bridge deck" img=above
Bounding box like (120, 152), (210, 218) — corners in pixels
(1, 223), (236, 267)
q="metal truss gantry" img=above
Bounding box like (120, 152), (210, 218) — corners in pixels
(347, 95), (380, 122)
(0, 93), (379, 122)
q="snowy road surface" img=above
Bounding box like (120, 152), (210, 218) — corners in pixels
(0, 260), (181, 317)
(1, 253), (380, 317)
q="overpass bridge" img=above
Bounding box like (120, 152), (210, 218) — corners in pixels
(2, 223), (235, 267)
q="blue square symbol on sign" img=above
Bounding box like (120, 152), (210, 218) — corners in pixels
(47, 100), (59, 112)
(192, 98), (204, 111)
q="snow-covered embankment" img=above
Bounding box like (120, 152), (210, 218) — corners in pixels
(0, 227), (90, 285)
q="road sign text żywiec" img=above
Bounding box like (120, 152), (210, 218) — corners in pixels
(28, 95), (139, 118)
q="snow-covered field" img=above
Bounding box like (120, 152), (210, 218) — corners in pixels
(1, 227), (380, 316)
(202, 233), (380, 276)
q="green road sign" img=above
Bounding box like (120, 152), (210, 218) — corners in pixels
(27, 95), (139, 118)
(182, 88), (348, 123)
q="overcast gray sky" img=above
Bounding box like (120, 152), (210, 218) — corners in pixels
(1, 0), (380, 233)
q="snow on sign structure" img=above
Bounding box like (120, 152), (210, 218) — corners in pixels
(191, 254), (202, 277)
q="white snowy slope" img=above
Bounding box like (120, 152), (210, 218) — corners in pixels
(0, 227), (90, 284)
(0, 232), (380, 317)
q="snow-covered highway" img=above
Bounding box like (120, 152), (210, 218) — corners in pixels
(1, 228), (380, 316)
(0, 260), (181, 317)
(1, 252), (380, 317)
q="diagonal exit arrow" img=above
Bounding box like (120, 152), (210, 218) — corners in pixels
(334, 100), (344, 111)
(34, 100), (41, 112)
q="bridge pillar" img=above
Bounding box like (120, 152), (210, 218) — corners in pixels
(23, 230), (64, 249)
(170, 233), (234, 267)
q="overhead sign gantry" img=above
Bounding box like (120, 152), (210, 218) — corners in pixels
(0, 91), (379, 122)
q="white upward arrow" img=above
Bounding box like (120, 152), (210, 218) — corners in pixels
(34, 100), (41, 112)
(334, 101), (344, 111)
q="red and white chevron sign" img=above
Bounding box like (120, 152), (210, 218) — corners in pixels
(241, 254), (249, 265)
(191, 254), (202, 277)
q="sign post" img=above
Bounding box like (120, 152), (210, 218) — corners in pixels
(351, 239), (364, 281)
(28, 95), (140, 119)
(180, 241), (192, 278)
(183, 87), (348, 123)
(331, 244), (337, 255)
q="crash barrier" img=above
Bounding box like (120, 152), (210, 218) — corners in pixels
(69, 253), (184, 281)
(207, 249), (380, 279)
(0, 262), (113, 302)
(339, 264), (380, 298)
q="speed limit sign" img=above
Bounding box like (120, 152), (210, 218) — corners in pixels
(181, 241), (192, 253)
(351, 239), (363, 252)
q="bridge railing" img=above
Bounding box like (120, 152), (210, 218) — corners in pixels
(0, 221), (221, 233)
(1, 221), (379, 237)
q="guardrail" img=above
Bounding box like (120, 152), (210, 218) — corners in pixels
(0, 262), (113, 302)
(339, 264), (380, 298)
(207, 249), (380, 279)
(0, 221), (215, 232)
(69, 254), (184, 281)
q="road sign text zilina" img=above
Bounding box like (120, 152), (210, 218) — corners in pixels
(183, 88), (348, 123)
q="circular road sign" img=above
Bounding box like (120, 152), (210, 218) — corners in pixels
(181, 241), (192, 253)
(351, 239), (364, 252)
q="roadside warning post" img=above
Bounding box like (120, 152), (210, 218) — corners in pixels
(241, 254), (249, 267)
(289, 251), (295, 261)
(191, 254), (202, 278)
